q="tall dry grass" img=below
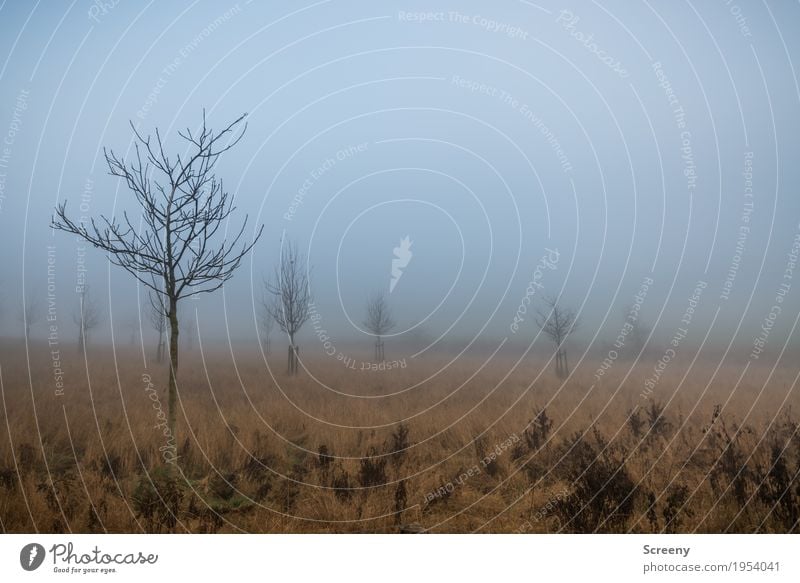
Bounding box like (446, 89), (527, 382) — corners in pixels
(0, 340), (797, 533)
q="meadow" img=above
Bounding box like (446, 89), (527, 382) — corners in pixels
(1, 340), (798, 534)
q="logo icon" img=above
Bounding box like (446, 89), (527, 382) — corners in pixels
(390, 236), (413, 293)
(20, 543), (45, 571)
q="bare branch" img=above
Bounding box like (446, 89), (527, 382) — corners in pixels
(364, 292), (395, 337)
(72, 286), (103, 333)
(51, 112), (263, 460)
(52, 112), (262, 304)
(148, 289), (166, 334)
(266, 241), (311, 342)
(536, 295), (579, 348)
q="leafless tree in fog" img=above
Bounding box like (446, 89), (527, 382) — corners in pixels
(148, 290), (166, 363)
(18, 293), (41, 340)
(72, 286), (103, 354)
(363, 292), (395, 361)
(123, 315), (137, 347)
(52, 112), (263, 466)
(623, 303), (649, 359)
(537, 295), (579, 379)
(266, 241), (311, 375)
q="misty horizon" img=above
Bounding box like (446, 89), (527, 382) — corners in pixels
(1, 3), (799, 375)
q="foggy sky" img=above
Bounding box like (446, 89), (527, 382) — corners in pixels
(1, 0), (799, 366)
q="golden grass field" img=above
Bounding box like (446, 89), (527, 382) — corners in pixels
(1, 340), (798, 533)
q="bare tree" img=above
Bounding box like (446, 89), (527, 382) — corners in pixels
(72, 286), (103, 354)
(52, 112), (263, 462)
(148, 290), (166, 363)
(536, 295), (579, 379)
(363, 292), (395, 361)
(266, 242), (311, 375)
(623, 303), (649, 359)
(124, 315), (137, 347)
(18, 293), (41, 340)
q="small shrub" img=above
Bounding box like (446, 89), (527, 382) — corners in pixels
(317, 445), (333, 470)
(555, 430), (639, 533)
(627, 408), (645, 439)
(646, 401), (672, 437)
(0, 467), (17, 491)
(394, 479), (408, 524)
(358, 447), (387, 487)
(662, 485), (692, 533)
(525, 408), (553, 452)
(17, 443), (37, 474)
(331, 464), (353, 501)
(757, 443), (799, 532)
(388, 424), (411, 468)
(131, 466), (185, 533)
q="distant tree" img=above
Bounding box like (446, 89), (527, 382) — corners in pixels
(18, 293), (41, 340)
(52, 112), (262, 464)
(124, 315), (137, 347)
(537, 295), (579, 379)
(623, 303), (649, 359)
(363, 292), (395, 361)
(72, 286), (103, 354)
(266, 241), (311, 375)
(148, 290), (166, 363)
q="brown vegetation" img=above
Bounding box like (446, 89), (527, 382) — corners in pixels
(0, 340), (797, 533)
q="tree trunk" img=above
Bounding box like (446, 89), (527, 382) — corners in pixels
(287, 333), (294, 375)
(555, 349), (569, 379)
(287, 334), (299, 375)
(167, 298), (179, 466)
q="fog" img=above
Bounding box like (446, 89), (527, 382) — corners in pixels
(1, 0), (799, 367)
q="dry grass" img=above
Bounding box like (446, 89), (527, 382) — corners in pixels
(0, 340), (798, 533)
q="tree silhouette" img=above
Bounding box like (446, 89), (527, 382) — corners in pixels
(124, 314), (137, 347)
(624, 303), (649, 359)
(72, 286), (102, 354)
(148, 290), (166, 363)
(537, 295), (579, 379)
(52, 112), (262, 463)
(363, 292), (395, 361)
(266, 241), (311, 375)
